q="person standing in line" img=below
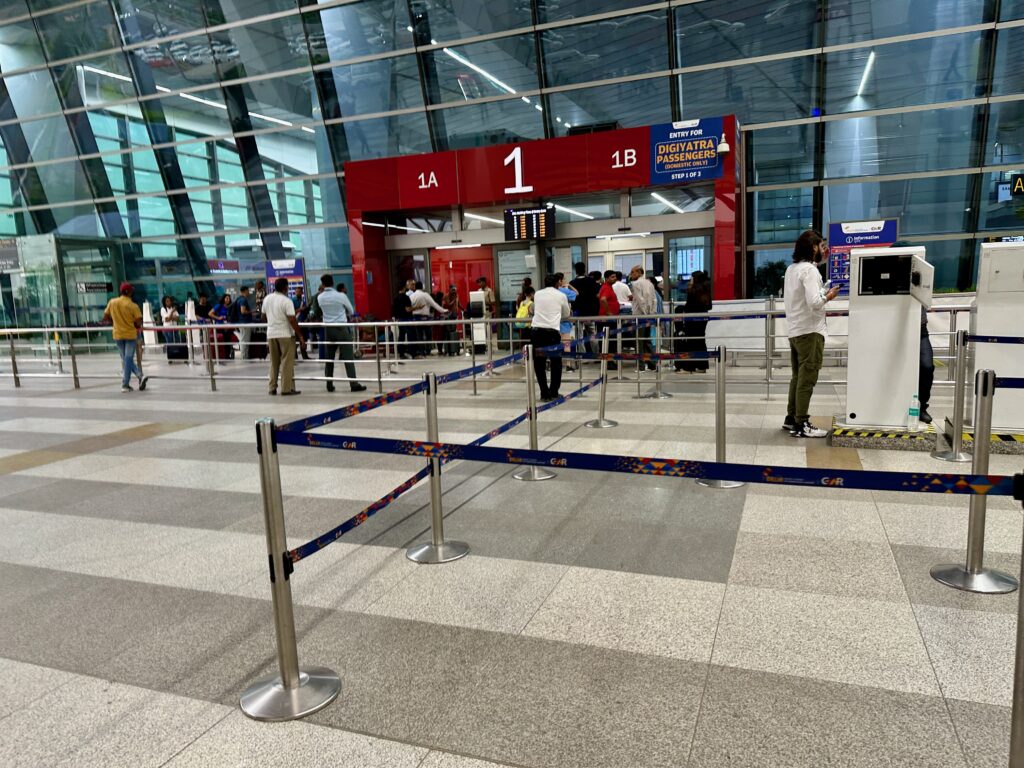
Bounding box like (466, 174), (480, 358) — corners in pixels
(392, 286), (414, 359)
(918, 307), (935, 424)
(783, 230), (840, 437)
(598, 270), (621, 370)
(103, 282), (148, 393)
(252, 280), (266, 322)
(292, 286), (310, 360)
(530, 274), (570, 402)
(628, 265), (658, 371)
(612, 270), (632, 314)
(318, 274), (367, 393)
(515, 276), (533, 310)
(570, 262), (600, 356)
(264, 277), (305, 396)
(555, 273), (578, 372)
(233, 286), (252, 359)
(408, 281), (446, 358)
(441, 284), (462, 356)
(675, 271), (712, 374)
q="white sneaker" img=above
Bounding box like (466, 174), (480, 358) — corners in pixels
(121, 385), (132, 393)
(792, 421), (828, 438)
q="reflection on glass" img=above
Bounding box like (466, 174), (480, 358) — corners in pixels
(675, 0), (818, 67)
(210, 16), (312, 81)
(340, 111), (432, 160)
(543, 11), (668, 87)
(750, 246), (790, 297)
(327, 55), (423, 117)
(0, 17), (46, 69)
(1003, 0), (1024, 19)
(238, 70), (319, 125)
(33, 2), (121, 60)
(421, 34), (537, 105)
(110, 0), (206, 45)
(825, 0), (988, 45)
(978, 171), (1024, 230)
(537, 0), (640, 24)
(309, 1), (413, 65)
(548, 78), (669, 136)
(825, 32), (989, 115)
(54, 53), (138, 108)
(549, 193), (620, 223)
(991, 27), (1024, 97)
(987, 102), (1024, 165)
(750, 188), (814, 244)
(411, 0), (530, 45)
(631, 185), (714, 217)
(826, 175), (971, 235)
(433, 96), (543, 149)
(679, 55), (818, 125)
(127, 31), (227, 92)
(748, 124), (816, 185)
(0, 1), (29, 22)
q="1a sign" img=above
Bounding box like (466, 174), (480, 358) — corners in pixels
(1011, 174), (1024, 196)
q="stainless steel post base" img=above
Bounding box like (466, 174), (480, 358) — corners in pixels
(240, 668), (341, 721)
(696, 478), (746, 490)
(640, 389), (673, 399)
(930, 564), (1019, 594)
(512, 465), (557, 481)
(405, 540), (470, 564)
(931, 448), (971, 463)
(585, 418), (618, 429)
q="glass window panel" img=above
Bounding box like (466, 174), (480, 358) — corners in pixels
(826, 0), (989, 45)
(750, 187), (815, 245)
(4, 67), (63, 117)
(992, 28), (1024, 97)
(341, 110), (432, 160)
(679, 55), (818, 125)
(133, 168), (163, 192)
(209, 16), (312, 82)
(104, 163), (125, 191)
(748, 125), (816, 185)
(825, 32), (990, 115)
(825, 175), (972, 236)
(0, 2), (29, 22)
(33, 2), (121, 60)
(110, 0), (206, 45)
(220, 203), (251, 229)
(825, 105), (980, 179)
(433, 97), (542, 149)
(328, 55), (423, 117)
(978, 170), (1024, 230)
(750, 246), (791, 297)
(986, 101), (1024, 165)
(126, 31), (224, 92)
(253, 129), (320, 177)
(87, 112), (121, 140)
(177, 153), (210, 180)
(209, 0), (298, 24)
(537, 0), (641, 24)
(132, 149), (159, 172)
(631, 184), (714, 216)
(0, 16), (47, 69)
(308, 1), (413, 65)
(548, 78), (670, 138)
(898, 238), (972, 292)
(144, 89), (232, 140)
(55, 52), (138, 108)
(411, 0), (530, 45)
(1002, 0), (1024, 20)
(421, 34), (537, 105)
(543, 11), (668, 88)
(219, 186), (247, 207)
(17, 114), (80, 165)
(236, 69), (319, 125)
(675, 0), (819, 68)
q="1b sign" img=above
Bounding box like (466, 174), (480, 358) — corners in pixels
(649, 118), (725, 185)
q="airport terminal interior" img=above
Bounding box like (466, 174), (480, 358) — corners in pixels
(3, 1), (1024, 767)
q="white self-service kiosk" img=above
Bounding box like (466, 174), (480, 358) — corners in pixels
(972, 242), (1024, 433)
(844, 246), (934, 428)
(467, 289), (488, 350)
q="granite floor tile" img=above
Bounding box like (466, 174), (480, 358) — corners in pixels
(364, 554), (567, 634)
(880, 502), (1023, 553)
(689, 665), (967, 768)
(740, 490), (886, 542)
(946, 698), (1011, 768)
(728, 531), (907, 601)
(0, 658), (77, 722)
(891, 545), (1020, 615)
(419, 753), (515, 768)
(0, 672), (229, 768)
(163, 710), (427, 768)
(439, 634), (706, 768)
(914, 605), (1016, 707)
(712, 584), (939, 696)
(522, 566), (724, 662)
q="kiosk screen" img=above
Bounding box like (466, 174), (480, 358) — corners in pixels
(859, 254), (912, 296)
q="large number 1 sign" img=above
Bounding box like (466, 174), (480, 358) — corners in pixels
(503, 146), (533, 194)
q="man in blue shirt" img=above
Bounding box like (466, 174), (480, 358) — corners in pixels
(318, 274), (366, 393)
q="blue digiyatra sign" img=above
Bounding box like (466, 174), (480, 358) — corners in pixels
(650, 117), (726, 184)
(826, 220), (899, 295)
(265, 257), (306, 299)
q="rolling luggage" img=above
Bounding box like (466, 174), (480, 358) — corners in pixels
(247, 330), (268, 360)
(164, 330), (189, 362)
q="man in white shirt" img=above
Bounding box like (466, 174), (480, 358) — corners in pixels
(408, 281), (446, 358)
(628, 265), (658, 370)
(530, 274), (570, 401)
(783, 231), (840, 437)
(318, 274), (367, 393)
(263, 277), (305, 396)
(612, 271), (632, 312)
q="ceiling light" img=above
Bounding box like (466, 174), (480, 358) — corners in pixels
(436, 243), (483, 250)
(856, 50), (875, 97)
(464, 212), (503, 224)
(522, 96), (530, 103)
(534, 104), (542, 111)
(300, 126), (315, 134)
(553, 203), (594, 220)
(651, 192), (685, 214)
(155, 85), (171, 93)
(180, 92), (227, 109)
(81, 65), (132, 82)
(595, 232), (651, 240)
(248, 111), (293, 127)
(442, 47), (517, 95)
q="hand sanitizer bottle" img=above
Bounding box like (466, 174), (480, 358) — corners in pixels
(908, 394), (921, 431)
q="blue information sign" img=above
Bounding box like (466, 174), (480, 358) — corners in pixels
(649, 118), (725, 185)
(265, 257), (306, 299)
(826, 220), (899, 295)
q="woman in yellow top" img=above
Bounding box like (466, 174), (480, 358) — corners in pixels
(103, 282), (148, 393)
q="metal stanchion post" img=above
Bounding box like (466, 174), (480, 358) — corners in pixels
(946, 310), (957, 381)
(764, 297), (775, 400)
(470, 324), (478, 396)
(68, 333), (80, 389)
(406, 373), (470, 563)
(585, 334), (617, 429)
(8, 334), (20, 388)
(374, 323), (383, 394)
(1010, 471), (1024, 767)
(55, 332), (65, 374)
(933, 329), (970, 462)
(240, 419), (341, 721)
(697, 346), (744, 490)
(514, 345), (557, 481)
(204, 327), (217, 392)
(576, 319), (583, 391)
(484, 322), (499, 376)
(642, 321), (671, 400)
(45, 326), (53, 367)
(930, 370), (1018, 594)
(634, 322), (642, 399)
(616, 317), (623, 380)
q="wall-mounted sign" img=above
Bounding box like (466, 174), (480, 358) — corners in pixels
(827, 220), (899, 295)
(1011, 174), (1024, 196)
(0, 238), (18, 273)
(344, 117), (732, 211)
(504, 205), (555, 241)
(265, 258), (306, 299)
(76, 281), (113, 294)
(207, 259), (239, 274)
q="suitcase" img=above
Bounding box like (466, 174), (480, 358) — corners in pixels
(164, 330), (189, 361)
(247, 330), (268, 360)
(214, 330), (235, 361)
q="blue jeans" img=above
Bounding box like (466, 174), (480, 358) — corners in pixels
(116, 339), (142, 387)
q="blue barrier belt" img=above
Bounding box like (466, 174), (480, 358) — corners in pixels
(536, 378), (602, 414)
(436, 349), (523, 385)
(572, 351), (718, 361)
(277, 380), (427, 433)
(967, 334), (1024, 345)
(996, 377), (1024, 390)
(274, 430), (1018, 497)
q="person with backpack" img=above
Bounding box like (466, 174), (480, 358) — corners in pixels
(514, 285), (535, 348)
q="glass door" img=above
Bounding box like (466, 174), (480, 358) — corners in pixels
(665, 231), (712, 308)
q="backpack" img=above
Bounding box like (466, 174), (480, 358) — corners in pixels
(515, 299), (533, 328)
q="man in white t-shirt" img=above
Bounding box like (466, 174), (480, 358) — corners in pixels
(612, 271), (632, 312)
(263, 277), (305, 396)
(530, 274), (570, 401)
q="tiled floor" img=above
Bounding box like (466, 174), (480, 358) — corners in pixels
(0, 351), (1021, 767)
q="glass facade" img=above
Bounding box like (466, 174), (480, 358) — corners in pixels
(0, 0), (1021, 324)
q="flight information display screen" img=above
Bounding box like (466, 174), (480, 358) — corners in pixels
(504, 205), (555, 241)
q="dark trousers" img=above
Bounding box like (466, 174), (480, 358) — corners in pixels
(787, 332), (824, 423)
(531, 327), (562, 398)
(323, 326), (358, 386)
(919, 334), (934, 409)
(398, 322), (412, 358)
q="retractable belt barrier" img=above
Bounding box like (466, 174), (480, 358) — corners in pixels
(997, 377), (1024, 390)
(968, 334), (1024, 345)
